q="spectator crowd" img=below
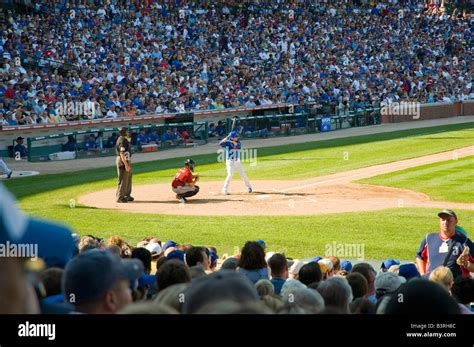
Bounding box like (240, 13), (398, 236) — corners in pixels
(1, 183), (473, 315)
(0, 0), (472, 126)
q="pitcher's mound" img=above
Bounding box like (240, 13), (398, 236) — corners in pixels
(78, 180), (472, 216)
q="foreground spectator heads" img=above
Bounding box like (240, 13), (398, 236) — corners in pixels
(182, 271), (259, 314)
(340, 259), (353, 272)
(350, 298), (376, 314)
(288, 259), (305, 279)
(451, 277), (474, 314)
(166, 250), (185, 262)
(237, 241), (269, 284)
(221, 257), (239, 271)
(281, 287), (325, 314)
(154, 283), (191, 313)
(268, 253), (288, 295)
(383, 279), (461, 314)
(298, 262), (322, 286)
(398, 263), (420, 281)
(317, 277), (353, 314)
(380, 259), (400, 272)
(0, 184), (76, 313)
(62, 249), (143, 314)
(156, 259), (191, 293)
(351, 263), (377, 303)
(346, 272), (369, 300)
(375, 272), (406, 300)
(429, 266), (454, 293)
(185, 246), (211, 270)
(255, 279), (275, 298)
(280, 279), (306, 301)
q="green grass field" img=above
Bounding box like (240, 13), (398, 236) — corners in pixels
(4, 122), (474, 260)
(359, 156), (474, 203)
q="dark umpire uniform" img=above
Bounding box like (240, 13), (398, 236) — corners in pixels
(115, 128), (133, 203)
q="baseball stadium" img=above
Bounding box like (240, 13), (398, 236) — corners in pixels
(0, 0), (473, 332)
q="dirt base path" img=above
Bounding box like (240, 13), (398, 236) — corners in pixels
(79, 146), (473, 216)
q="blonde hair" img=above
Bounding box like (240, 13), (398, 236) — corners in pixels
(107, 235), (125, 248)
(429, 266), (454, 292)
(78, 236), (98, 252)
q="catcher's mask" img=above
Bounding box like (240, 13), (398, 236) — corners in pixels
(185, 159), (196, 172)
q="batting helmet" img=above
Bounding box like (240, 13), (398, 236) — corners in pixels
(228, 131), (239, 140)
(185, 159), (196, 171)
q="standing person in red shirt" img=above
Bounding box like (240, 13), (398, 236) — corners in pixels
(171, 159), (200, 203)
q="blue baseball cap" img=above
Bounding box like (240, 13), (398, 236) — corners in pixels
(166, 249), (185, 262)
(381, 258), (400, 271)
(163, 240), (178, 251)
(137, 274), (156, 289)
(63, 249), (144, 305)
(398, 263), (420, 281)
(256, 239), (266, 249)
(311, 256), (322, 263)
(228, 131), (239, 139)
(340, 259), (353, 272)
(0, 184), (77, 268)
(209, 251), (218, 267)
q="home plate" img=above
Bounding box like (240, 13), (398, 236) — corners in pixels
(256, 195), (271, 199)
(0, 171), (40, 179)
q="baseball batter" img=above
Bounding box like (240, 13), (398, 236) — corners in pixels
(0, 158), (12, 179)
(172, 159), (200, 202)
(219, 131), (252, 195)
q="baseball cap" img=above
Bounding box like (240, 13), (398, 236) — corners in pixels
(288, 259), (305, 276)
(209, 251), (218, 267)
(221, 257), (239, 270)
(166, 249), (185, 262)
(256, 239), (266, 249)
(318, 259), (333, 273)
(63, 249), (144, 305)
(438, 209), (457, 220)
(16, 136), (24, 141)
(398, 263), (420, 281)
(340, 259), (353, 272)
(264, 251), (276, 262)
(163, 240), (178, 251)
(182, 271), (259, 313)
(0, 184), (77, 268)
(138, 274), (156, 289)
(311, 256), (322, 263)
(375, 272), (406, 294)
(145, 242), (162, 255)
(381, 258), (400, 271)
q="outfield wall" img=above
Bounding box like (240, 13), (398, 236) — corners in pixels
(381, 100), (473, 123)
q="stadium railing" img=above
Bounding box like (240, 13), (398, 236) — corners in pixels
(26, 121), (208, 162)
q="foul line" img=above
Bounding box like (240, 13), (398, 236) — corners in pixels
(275, 147), (474, 193)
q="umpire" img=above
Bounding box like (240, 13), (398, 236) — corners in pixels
(115, 127), (134, 203)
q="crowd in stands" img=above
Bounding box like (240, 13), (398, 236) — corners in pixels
(1, 183), (473, 315)
(0, 0), (472, 126)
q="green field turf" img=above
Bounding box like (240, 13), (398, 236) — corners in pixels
(359, 156), (474, 203)
(4, 122), (474, 260)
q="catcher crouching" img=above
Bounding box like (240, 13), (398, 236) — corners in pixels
(172, 159), (200, 202)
